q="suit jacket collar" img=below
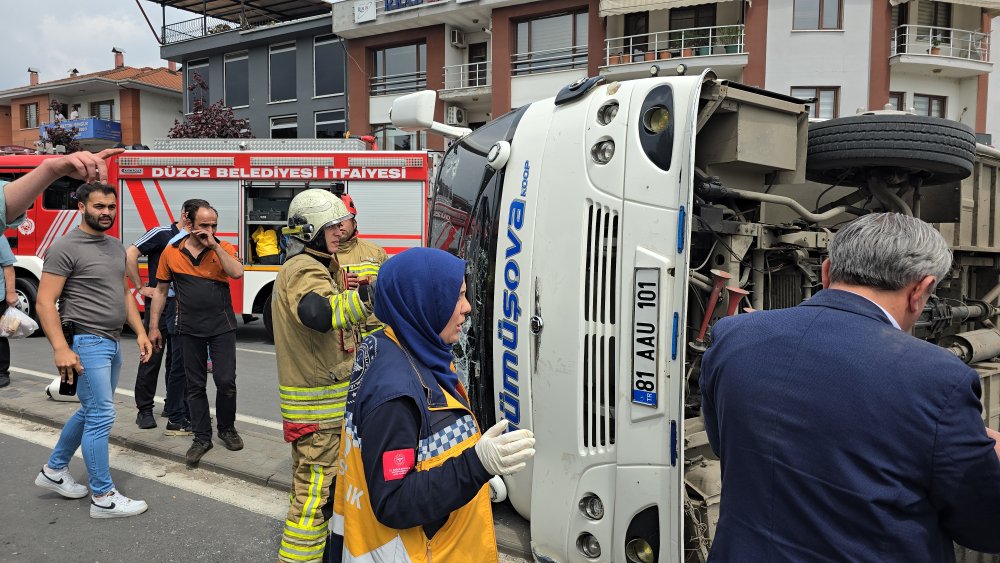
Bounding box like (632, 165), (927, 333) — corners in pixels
(799, 289), (895, 327)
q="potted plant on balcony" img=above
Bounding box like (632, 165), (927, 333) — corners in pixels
(714, 25), (741, 54)
(608, 51), (623, 65)
(930, 38), (942, 55)
(688, 29), (711, 56)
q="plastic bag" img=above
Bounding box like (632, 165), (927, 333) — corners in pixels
(0, 306), (39, 338)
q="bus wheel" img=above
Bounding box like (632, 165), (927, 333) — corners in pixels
(263, 294), (274, 343)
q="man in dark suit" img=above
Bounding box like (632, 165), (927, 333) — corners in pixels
(701, 212), (1000, 561)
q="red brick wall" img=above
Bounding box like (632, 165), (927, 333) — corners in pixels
(11, 94), (50, 148)
(346, 25), (447, 151)
(119, 88), (142, 145)
(743, 0), (768, 88)
(976, 12), (991, 134)
(0, 106), (12, 145)
(867, 0), (892, 113)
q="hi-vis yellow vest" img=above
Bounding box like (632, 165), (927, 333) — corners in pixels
(331, 330), (498, 563)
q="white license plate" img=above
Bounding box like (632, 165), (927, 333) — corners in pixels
(631, 268), (660, 407)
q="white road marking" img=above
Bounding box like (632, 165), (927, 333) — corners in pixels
(236, 347), (275, 356)
(9, 366), (283, 431)
(0, 413), (288, 520)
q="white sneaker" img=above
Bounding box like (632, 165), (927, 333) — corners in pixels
(89, 489), (148, 519)
(34, 466), (88, 499)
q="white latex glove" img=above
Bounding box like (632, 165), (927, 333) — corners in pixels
(475, 419), (536, 476)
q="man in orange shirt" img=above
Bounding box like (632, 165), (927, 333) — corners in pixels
(148, 202), (245, 467)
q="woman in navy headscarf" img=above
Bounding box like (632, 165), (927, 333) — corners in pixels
(332, 248), (535, 562)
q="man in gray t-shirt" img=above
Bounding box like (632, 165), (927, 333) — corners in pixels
(33, 182), (153, 519)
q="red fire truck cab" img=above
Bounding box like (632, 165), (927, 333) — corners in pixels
(0, 139), (430, 335)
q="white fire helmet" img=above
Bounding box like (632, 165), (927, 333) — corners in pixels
(284, 189), (353, 244)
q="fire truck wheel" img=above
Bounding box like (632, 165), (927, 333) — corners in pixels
(262, 294), (274, 343)
(806, 114), (977, 188)
(14, 277), (38, 323)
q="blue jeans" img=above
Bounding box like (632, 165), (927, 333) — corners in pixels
(47, 335), (122, 495)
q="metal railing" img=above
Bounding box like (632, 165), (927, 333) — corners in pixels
(369, 70), (428, 96)
(162, 10), (307, 44)
(511, 45), (588, 76)
(375, 0), (450, 17)
(443, 61), (491, 90)
(892, 25), (990, 62)
(605, 24), (745, 65)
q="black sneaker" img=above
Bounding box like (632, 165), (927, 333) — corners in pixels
(218, 428), (244, 451)
(185, 440), (213, 466)
(135, 411), (156, 429)
(164, 420), (193, 436)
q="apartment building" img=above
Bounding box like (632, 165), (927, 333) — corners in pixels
(0, 49), (182, 150)
(153, 0), (349, 141)
(331, 0), (998, 146)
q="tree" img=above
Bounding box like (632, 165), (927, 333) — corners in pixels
(168, 73), (253, 139)
(42, 99), (81, 153)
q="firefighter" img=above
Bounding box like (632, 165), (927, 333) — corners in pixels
(335, 194), (389, 346)
(272, 189), (373, 563)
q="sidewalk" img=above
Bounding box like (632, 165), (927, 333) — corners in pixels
(0, 377), (531, 557)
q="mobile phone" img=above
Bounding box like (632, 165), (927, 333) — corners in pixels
(59, 321), (78, 396)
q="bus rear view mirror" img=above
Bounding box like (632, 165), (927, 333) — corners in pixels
(391, 90), (473, 141)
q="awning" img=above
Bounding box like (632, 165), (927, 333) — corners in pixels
(889, 0), (1000, 16)
(599, 0), (738, 17)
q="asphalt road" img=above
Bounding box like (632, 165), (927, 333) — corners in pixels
(7, 321), (283, 434)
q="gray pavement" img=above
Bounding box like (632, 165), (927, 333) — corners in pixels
(0, 324), (532, 559)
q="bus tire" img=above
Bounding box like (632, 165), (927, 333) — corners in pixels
(262, 294), (274, 343)
(806, 114), (977, 187)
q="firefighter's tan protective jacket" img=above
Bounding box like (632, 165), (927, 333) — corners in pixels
(273, 253), (366, 442)
(336, 235), (389, 348)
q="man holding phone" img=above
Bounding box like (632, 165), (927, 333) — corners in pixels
(34, 182), (153, 518)
(148, 202), (244, 467)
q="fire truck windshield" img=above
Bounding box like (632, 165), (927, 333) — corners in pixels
(429, 105), (527, 426)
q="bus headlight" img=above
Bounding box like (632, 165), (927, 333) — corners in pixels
(597, 102), (619, 125)
(576, 533), (602, 559)
(578, 494), (604, 520)
(642, 106), (670, 134)
(625, 538), (655, 563)
(591, 140), (615, 165)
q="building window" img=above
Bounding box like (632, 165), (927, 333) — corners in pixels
(377, 126), (425, 151)
(270, 115), (297, 138)
(793, 0), (842, 30)
(917, 1), (951, 44)
(315, 35), (346, 98)
(513, 12), (588, 76)
(669, 5), (716, 29)
(913, 94), (946, 118)
(225, 52), (249, 108)
(270, 43), (297, 103)
(187, 59), (209, 112)
(22, 103), (38, 129)
(315, 110), (346, 138)
(91, 100), (114, 121)
(624, 11), (649, 53)
(888, 91), (905, 111)
(791, 87), (839, 119)
(370, 43), (427, 96)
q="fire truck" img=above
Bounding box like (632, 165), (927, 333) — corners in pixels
(0, 138), (431, 335)
(392, 73), (1000, 562)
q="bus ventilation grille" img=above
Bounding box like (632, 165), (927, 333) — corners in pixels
(582, 200), (619, 451)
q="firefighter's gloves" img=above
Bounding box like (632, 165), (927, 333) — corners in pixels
(475, 419), (535, 476)
(356, 281), (375, 313)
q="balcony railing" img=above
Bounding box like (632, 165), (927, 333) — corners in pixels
(605, 24), (745, 64)
(369, 70), (428, 96)
(162, 11), (301, 44)
(443, 61), (491, 90)
(892, 25), (990, 62)
(511, 46), (588, 77)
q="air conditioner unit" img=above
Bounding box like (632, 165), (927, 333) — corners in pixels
(445, 105), (468, 126)
(450, 29), (467, 48)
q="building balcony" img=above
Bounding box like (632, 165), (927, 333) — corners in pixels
(440, 61), (491, 103)
(890, 25), (992, 78)
(40, 117), (122, 150)
(368, 70), (428, 97)
(332, 0), (535, 39)
(601, 25), (747, 82)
